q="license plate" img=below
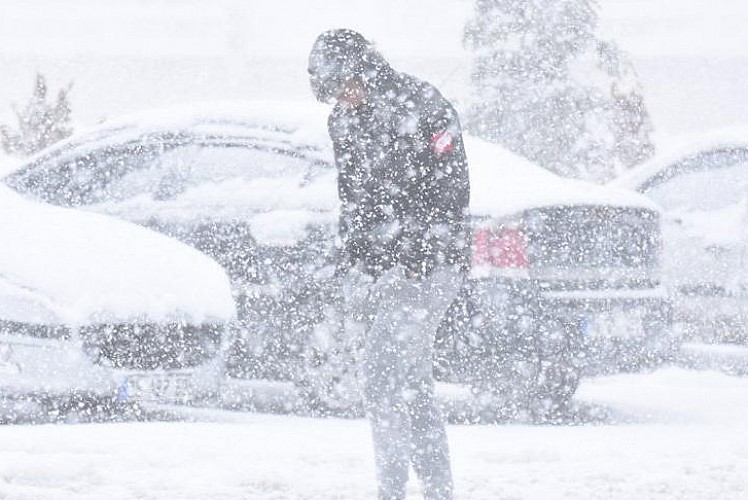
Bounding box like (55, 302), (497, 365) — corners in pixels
(119, 373), (195, 403)
(582, 308), (645, 339)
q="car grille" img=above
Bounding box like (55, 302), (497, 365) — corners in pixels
(523, 206), (660, 289)
(79, 322), (223, 370)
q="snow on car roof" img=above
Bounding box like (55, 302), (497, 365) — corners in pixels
(84, 100), (329, 150)
(610, 124), (748, 191)
(0, 186), (236, 325)
(1, 101), (332, 179)
(465, 136), (660, 216)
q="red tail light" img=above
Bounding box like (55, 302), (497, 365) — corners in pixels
(473, 226), (528, 268)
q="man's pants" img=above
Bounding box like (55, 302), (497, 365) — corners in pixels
(344, 264), (462, 500)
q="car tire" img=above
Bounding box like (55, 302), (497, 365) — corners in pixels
(459, 304), (582, 423)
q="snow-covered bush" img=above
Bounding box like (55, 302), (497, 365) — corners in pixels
(1, 74), (74, 157)
(464, 0), (655, 182)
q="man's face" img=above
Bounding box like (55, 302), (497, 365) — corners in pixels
(308, 39), (366, 106)
(308, 61), (343, 104)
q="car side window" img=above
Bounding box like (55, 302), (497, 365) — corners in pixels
(78, 144), (166, 204)
(158, 142), (329, 183)
(643, 148), (748, 212)
(11, 136), (333, 206)
(106, 142), (331, 201)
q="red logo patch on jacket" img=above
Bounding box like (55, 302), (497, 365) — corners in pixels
(430, 130), (455, 156)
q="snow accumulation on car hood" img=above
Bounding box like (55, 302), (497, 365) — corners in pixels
(0, 186), (235, 326)
(465, 136), (660, 217)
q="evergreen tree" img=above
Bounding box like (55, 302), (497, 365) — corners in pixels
(1, 74), (74, 157)
(464, 0), (654, 182)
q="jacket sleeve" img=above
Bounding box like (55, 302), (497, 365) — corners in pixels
(328, 110), (363, 273)
(397, 86), (470, 275)
(418, 91), (470, 225)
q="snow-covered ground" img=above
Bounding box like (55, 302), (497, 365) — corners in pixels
(1, 367), (747, 499)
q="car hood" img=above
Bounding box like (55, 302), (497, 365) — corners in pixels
(0, 186), (236, 326)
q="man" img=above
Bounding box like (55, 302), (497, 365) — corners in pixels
(308, 29), (470, 500)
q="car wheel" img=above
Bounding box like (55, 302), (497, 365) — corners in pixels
(468, 313), (582, 423)
(529, 315), (582, 417)
(526, 357), (581, 423)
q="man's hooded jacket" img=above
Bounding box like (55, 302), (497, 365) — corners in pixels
(324, 42), (471, 279)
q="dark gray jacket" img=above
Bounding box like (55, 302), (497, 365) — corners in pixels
(328, 68), (470, 279)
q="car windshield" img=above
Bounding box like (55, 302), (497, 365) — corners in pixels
(643, 148), (748, 212)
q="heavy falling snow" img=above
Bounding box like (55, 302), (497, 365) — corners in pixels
(1, 0), (748, 499)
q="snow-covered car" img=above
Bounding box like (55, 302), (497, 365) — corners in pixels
(0, 185), (235, 421)
(3, 101), (668, 417)
(610, 128), (748, 345)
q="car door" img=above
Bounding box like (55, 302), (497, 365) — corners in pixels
(640, 148), (748, 322)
